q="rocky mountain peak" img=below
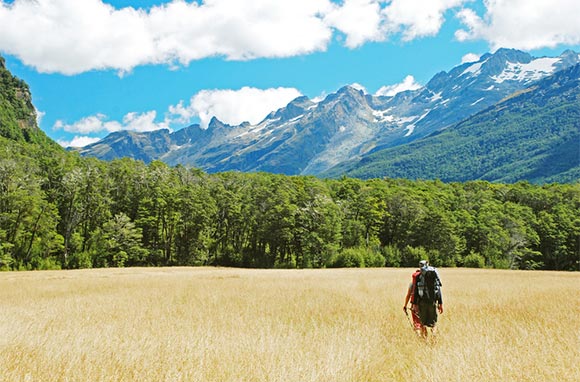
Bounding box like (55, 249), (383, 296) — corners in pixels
(320, 85), (368, 109)
(480, 49), (530, 76)
(337, 84), (366, 98)
(207, 116), (229, 130)
(268, 95), (314, 121)
(557, 49), (580, 69)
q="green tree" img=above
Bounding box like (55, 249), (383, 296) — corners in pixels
(0, 155), (61, 269)
(174, 167), (216, 266)
(292, 177), (341, 268)
(95, 213), (146, 267)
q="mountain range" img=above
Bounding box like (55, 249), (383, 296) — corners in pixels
(62, 49), (580, 182)
(326, 63), (580, 183)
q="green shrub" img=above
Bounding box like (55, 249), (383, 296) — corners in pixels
(382, 245), (402, 267)
(328, 248), (364, 268)
(362, 247), (385, 267)
(401, 246), (428, 267)
(463, 251), (485, 268)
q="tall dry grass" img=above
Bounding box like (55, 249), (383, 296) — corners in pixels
(0, 267), (578, 382)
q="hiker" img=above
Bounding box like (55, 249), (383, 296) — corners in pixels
(403, 263), (424, 336)
(413, 260), (443, 337)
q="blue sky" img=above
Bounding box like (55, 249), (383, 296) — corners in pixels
(1, 0), (579, 147)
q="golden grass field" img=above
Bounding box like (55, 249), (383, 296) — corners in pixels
(1, 267), (579, 382)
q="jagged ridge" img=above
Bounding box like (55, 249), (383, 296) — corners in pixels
(75, 49), (580, 181)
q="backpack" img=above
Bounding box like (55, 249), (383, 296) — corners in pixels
(416, 266), (441, 303)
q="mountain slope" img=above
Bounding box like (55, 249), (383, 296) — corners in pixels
(325, 64), (580, 183)
(76, 49), (580, 179)
(0, 56), (57, 147)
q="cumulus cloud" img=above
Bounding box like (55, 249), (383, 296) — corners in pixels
(0, 0), (470, 74)
(54, 111), (168, 135)
(170, 87), (303, 128)
(58, 136), (101, 148)
(0, 0), (332, 74)
(324, 0), (384, 48)
(461, 52), (481, 64)
(455, 0), (580, 50)
(375, 75), (422, 97)
(147, 0), (333, 62)
(382, 0), (466, 41)
(0, 0), (154, 74)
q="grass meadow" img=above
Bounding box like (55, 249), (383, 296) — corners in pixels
(1, 267), (579, 382)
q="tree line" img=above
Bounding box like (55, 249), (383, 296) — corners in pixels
(1, 139), (579, 271)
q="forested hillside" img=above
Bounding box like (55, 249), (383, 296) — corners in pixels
(1, 57), (578, 271)
(1, 144), (579, 271)
(0, 57), (57, 147)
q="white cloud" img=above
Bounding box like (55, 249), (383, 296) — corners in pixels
(0, 0), (154, 74)
(54, 111), (169, 135)
(349, 82), (368, 93)
(0, 0), (469, 74)
(382, 0), (466, 41)
(461, 52), (480, 64)
(456, 0), (580, 50)
(375, 75), (422, 97)
(147, 0), (333, 62)
(324, 0), (384, 48)
(171, 87), (303, 128)
(58, 136), (101, 148)
(54, 114), (120, 134)
(0, 0), (333, 74)
(35, 109), (45, 127)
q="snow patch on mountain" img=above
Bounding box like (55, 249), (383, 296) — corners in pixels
(461, 60), (486, 77)
(430, 92), (443, 102)
(237, 118), (275, 138)
(372, 109), (395, 123)
(288, 114), (305, 123)
(492, 57), (559, 84)
(404, 110), (430, 137)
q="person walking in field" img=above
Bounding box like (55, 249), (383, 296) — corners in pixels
(403, 262), (425, 337)
(413, 260), (443, 338)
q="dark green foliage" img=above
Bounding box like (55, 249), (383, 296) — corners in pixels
(1, 135), (579, 271)
(0, 57), (58, 147)
(463, 251), (486, 268)
(328, 247), (385, 268)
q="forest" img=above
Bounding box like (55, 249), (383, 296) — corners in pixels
(1, 137), (578, 271)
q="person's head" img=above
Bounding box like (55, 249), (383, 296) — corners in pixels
(419, 260), (428, 268)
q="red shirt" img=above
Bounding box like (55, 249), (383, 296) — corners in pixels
(410, 269), (421, 305)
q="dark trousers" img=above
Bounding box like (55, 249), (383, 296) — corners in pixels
(418, 300), (438, 327)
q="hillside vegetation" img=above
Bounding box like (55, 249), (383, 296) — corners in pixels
(0, 57), (57, 147)
(1, 148), (578, 271)
(0, 57), (578, 272)
(1, 267), (579, 381)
